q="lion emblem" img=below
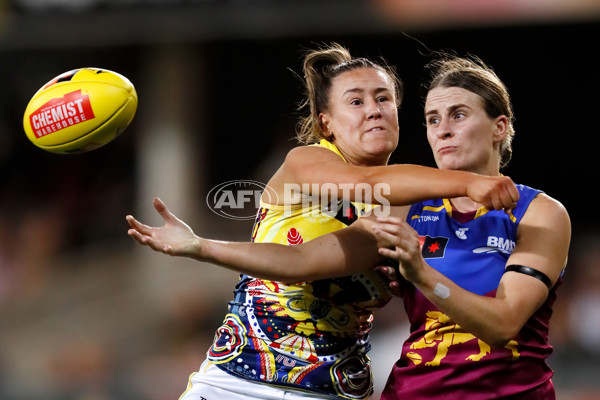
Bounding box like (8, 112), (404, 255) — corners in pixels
(406, 311), (519, 366)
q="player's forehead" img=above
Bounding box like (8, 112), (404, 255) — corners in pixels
(330, 68), (394, 97)
(425, 86), (482, 114)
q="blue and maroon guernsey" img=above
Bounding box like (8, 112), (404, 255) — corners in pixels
(382, 184), (562, 399)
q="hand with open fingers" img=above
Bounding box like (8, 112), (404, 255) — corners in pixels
(466, 175), (519, 211)
(373, 216), (425, 283)
(125, 197), (201, 258)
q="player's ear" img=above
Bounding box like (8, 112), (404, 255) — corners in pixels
(319, 112), (334, 140)
(493, 115), (508, 142)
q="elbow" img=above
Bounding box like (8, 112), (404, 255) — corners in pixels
(487, 335), (518, 350)
(480, 322), (522, 349)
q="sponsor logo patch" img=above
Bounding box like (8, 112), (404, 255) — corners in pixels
(419, 235), (449, 259)
(29, 90), (95, 138)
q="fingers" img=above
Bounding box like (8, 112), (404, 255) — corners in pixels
(489, 186), (507, 211)
(373, 265), (398, 280)
(376, 215), (404, 225)
(126, 198), (173, 233)
(374, 227), (401, 245)
(491, 194), (503, 211)
(153, 197), (169, 219)
(125, 215), (153, 235)
(126, 198), (174, 254)
(498, 178), (519, 211)
(373, 264), (402, 295)
(374, 229), (411, 263)
(127, 227), (171, 254)
(127, 227), (149, 245)
(125, 213), (158, 247)
(469, 175), (520, 211)
(373, 226), (404, 253)
(126, 224), (156, 247)
(153, 197), (174, 221)
(499, 176), (518, 209)
(378, 246), (403, 261)
(374, 217), (414, 240)
(505, 176), (520, 208)
(484, 176), (520, 211)
(153, 196), (165, 210)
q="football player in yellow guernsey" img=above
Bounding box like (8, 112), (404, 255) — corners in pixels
(127, 44), (518, 400)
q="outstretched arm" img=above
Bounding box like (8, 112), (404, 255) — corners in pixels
(277, 146), (520, 211)
(373, 194), (571, 347)
(126, 197), (388, 282)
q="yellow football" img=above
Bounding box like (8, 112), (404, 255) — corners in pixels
(23, 68), (138, 154)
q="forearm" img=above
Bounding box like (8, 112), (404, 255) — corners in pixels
(384, 164), (477, 205)
(366, 165), (476, 204)
(199, 238), (311, 281)
(283, 148), (516, 209)
(374, 164), (518, 211)
(409, 263), (531, 348)
(128, 196), (385, 282)
(199, 224), (383, 282)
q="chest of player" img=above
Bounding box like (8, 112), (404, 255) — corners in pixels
(408, 205), (518, 296)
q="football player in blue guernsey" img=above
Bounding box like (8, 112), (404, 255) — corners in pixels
(127, 48), (523, 400)
(371, 56), (571, 399)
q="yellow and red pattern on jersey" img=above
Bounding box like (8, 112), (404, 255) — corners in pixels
(208, 140), (391, 399)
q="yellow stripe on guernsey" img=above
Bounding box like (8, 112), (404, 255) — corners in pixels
(254, 139), (378, 246)
(411, 198), (516, 222)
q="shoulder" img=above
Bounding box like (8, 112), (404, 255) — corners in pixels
(284, 144), (344, 166)
(514, 184), (543, 207)
(520, 192), (571, 237)
(527, 192), (569, 220)
(511, 192), (571, 279)
(278, 143), (363, 186)
(265, 144), (349, 199)
(281, 144), (347, 180)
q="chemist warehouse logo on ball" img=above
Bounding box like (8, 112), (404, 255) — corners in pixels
(207, 180), (277, 220)
(29, 90), (95, 138)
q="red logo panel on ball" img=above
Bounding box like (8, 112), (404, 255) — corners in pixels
(29, 89), (95, 139)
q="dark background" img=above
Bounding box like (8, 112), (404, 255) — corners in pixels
(1, 1), (599, 399)
(4, 20), (598, 238)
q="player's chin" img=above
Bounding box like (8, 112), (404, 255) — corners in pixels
(435, 155), (465, 172)
(366, 138), (397, 161)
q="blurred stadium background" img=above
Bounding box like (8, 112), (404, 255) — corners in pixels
(1, 0), (599, 399)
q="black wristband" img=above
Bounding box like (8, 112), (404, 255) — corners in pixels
(505, 264), (552, 289)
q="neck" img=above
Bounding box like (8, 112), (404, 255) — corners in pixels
(449, 197), (481, 213)
(343, 152), (390, 167)
(448, 164), (502, 211)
